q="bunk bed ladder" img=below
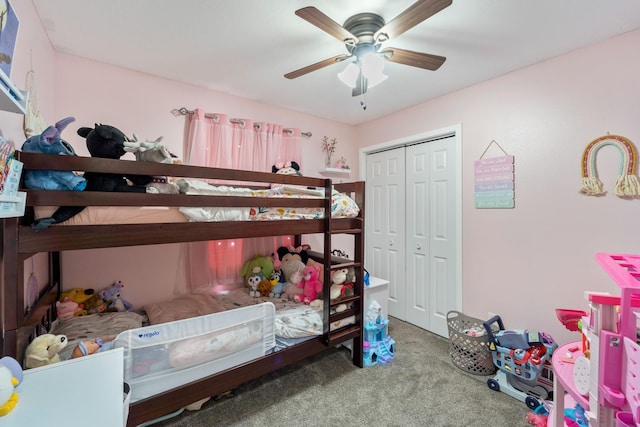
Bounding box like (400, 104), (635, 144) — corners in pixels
(326, 179), (364, 367)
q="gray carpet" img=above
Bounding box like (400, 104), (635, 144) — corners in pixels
(152, 318), (534, 427)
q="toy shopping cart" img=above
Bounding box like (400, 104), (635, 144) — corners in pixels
(482, 315), (557, 410)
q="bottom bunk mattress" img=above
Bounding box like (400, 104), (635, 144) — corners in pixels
(114, 302), (275, 403)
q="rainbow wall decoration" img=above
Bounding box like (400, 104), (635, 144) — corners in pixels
(580, 134), (640, 198)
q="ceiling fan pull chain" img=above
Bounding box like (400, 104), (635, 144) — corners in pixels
(360, 92), (367, 111)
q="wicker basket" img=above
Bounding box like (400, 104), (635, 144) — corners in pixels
(447, 311), (497, 376)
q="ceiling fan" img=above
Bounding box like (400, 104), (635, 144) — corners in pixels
(284, 0), (452, 97)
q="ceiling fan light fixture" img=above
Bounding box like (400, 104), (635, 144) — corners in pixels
(338, 62), (360, 88)
(361, 53), (385, 76)
(287, 1), (451, 96)
(366, 71), (388, 89)
(361, 53), (387, 88)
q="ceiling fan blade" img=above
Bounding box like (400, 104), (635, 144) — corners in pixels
(296, 7), (358, 43)
(374, 0), (452, 41)
(381, 47), (446, 71)
(352, 70), (368, 97)
(284, 54), (351, 79)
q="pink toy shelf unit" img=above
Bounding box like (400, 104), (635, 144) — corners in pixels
(594, 253), (640, 427)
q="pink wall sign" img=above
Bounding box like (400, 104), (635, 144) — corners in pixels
(474, 155), (515, 208)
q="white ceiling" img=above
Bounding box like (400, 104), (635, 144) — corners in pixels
(32, 1), (640, 126)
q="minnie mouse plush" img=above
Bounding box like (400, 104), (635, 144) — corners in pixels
(272, 161), (301, 176)
(277, 244), (310, 266)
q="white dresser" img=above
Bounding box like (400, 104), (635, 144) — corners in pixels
(0, 348), (125, 427)
(364, 276), (390, 320)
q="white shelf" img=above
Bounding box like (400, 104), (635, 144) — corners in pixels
(0, 79), (26, 114)
(319, 167), (351, 176)
(0, 191), (26, 218)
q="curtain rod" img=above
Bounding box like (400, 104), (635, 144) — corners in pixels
(174, 107), (312, 138)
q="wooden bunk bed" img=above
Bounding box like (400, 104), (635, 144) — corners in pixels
(0, 151), (365, 426)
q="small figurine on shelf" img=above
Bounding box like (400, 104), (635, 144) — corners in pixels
(336, 156), (350, 170)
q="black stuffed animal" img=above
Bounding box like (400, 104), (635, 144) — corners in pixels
(78, 124), (153, 192)
(31, 124), (154, 231)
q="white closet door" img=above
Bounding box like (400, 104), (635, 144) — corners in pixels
(428, 136), (457, 337)
(405, 143), (430, 329)
(365, 148), (406, 320)
(405, 137), (457, 336)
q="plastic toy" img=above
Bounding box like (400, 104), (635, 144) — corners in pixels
(71, 338), (114, 358)
(563, 403), (588, 427)
(363, 300), (395, 366)
(483, 315), (556, 410)
(555, 308), (587, 332)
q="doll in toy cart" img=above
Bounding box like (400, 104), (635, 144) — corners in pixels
(482, 315), (557, 410)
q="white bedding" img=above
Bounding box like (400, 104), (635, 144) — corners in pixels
(34, 182), (359, 225)
(210, 288), (355, 338)
(177, 180), (360, 222)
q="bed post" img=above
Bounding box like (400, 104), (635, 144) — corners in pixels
(1, 217), (21, 358)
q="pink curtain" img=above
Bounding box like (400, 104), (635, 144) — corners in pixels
(176, 109), (301, 294)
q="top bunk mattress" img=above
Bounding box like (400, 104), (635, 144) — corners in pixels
(33, 181), (359, 225)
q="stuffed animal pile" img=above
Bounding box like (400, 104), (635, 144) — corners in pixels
(56, 287), (97, 317)
(29, 122), (175, 230)
(56, 282), (132, 317)
(276, 245), (324, 303)
(77, 123), (154, 193)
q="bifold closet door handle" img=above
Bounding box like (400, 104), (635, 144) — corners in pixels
(389, 240), (394, 246)
(416, 244), (422, 250)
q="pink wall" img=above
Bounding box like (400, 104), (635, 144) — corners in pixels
(6, 1), (639, 343)
(51, 54), (358, 307)
(7, 2), (358, 309)
(356, 28), (640, 344)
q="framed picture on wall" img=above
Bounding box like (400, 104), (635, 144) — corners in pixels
(0, 0), (20, 89)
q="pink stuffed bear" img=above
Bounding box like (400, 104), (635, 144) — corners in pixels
(299, 265), (323, 304)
